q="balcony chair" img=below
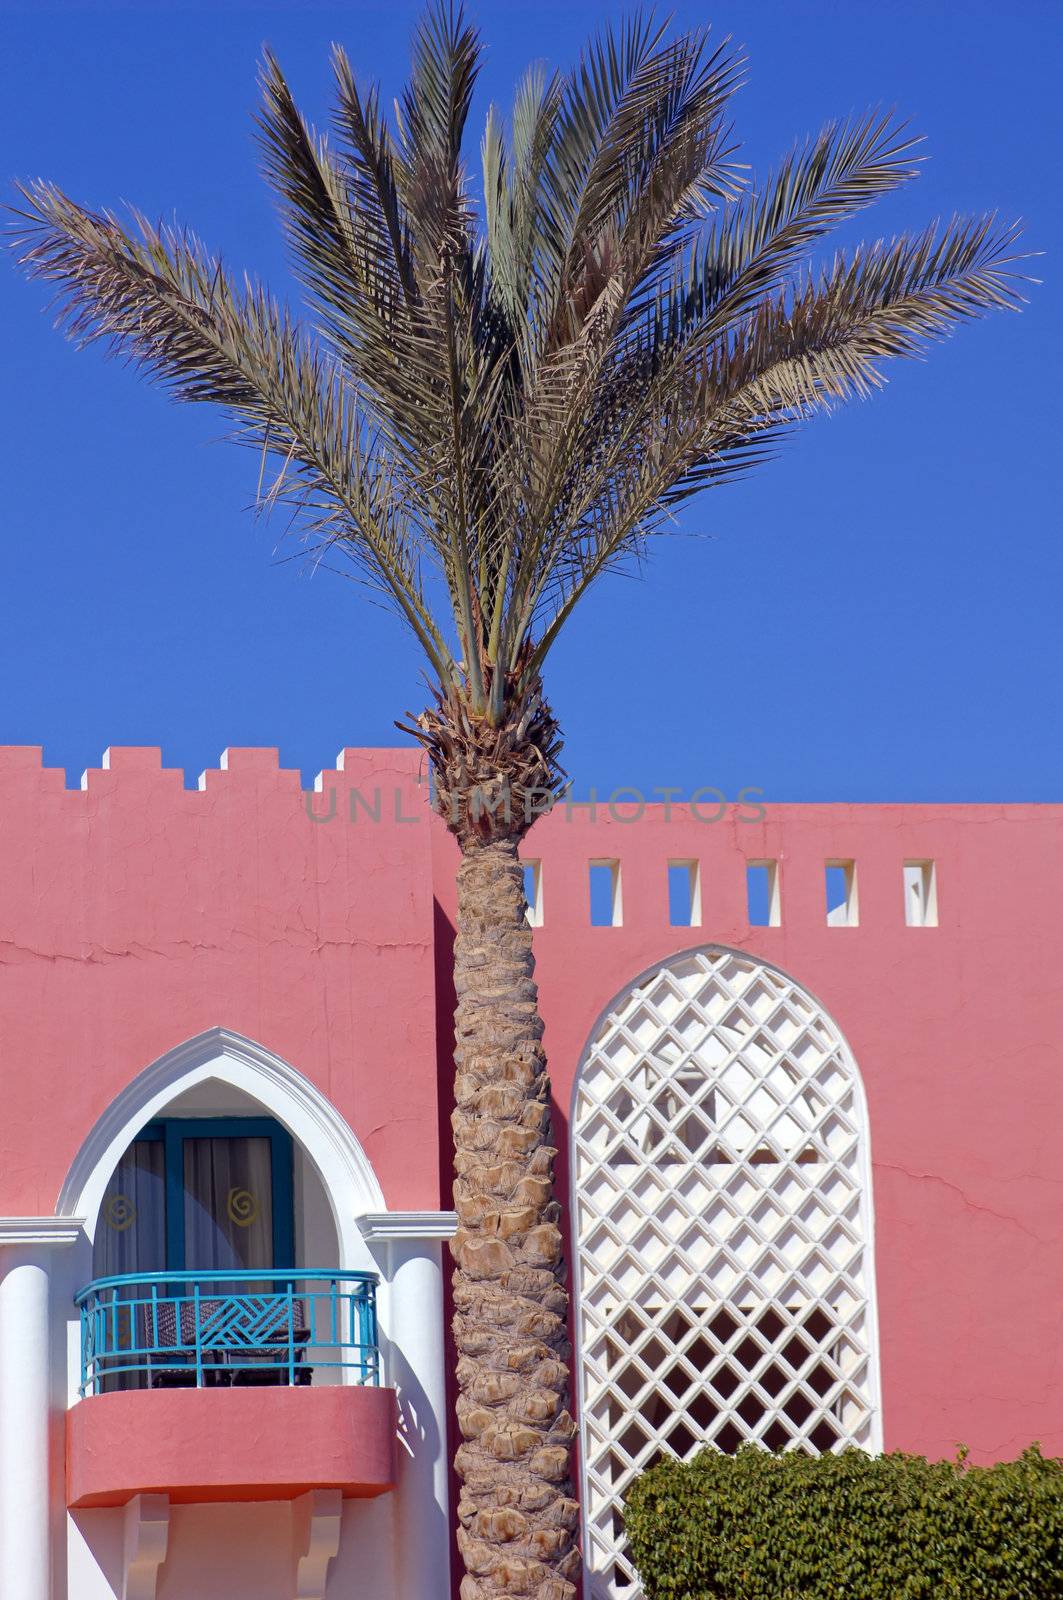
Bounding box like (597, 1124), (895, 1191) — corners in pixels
(144, 1295), (312, 1388)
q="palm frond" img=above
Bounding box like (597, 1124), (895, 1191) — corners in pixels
(481, 64), (564, 345)
(655, 110), (924, 352)
(536, 20), (744, 344)
(330, 45), (417, 305)
(257, 52), (446, 464)
(8, 180), (454, 679)
(394, 0), (482, 283)
(517, 212), (1028, 674)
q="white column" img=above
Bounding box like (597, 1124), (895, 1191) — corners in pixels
(0, 1248), (52, 1600)
(359, 1212), (456, 1600)
(0, 1218), (83, 1600)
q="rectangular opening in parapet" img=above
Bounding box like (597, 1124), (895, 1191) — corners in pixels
(668, 861), (701, 927)
(590, 860), (623, 927)
(903, 860), (938, 927)
(746, 861), (780, 927)
(825, 861), (858, 927)
(522, 860), (543, 927)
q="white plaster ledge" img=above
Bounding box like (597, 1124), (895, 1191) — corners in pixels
(123, 1494), (170, 1600)
(357, 1210), (457, 1243)
(0, 1217), (84, 1246)
(292, 1488), (342, 1600)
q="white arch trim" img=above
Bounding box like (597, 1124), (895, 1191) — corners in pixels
(56, 1027), (386, 1266)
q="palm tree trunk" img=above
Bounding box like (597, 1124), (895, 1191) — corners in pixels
(450, 836), (580, 1600)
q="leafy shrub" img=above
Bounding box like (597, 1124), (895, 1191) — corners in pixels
(624, 1443), (1063, 1599)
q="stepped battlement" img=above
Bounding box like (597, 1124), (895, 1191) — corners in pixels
(1, 742), (1055, 943)
(0, 743), (426, 792)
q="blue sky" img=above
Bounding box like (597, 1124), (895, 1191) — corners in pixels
(2, 0), (1059, 798)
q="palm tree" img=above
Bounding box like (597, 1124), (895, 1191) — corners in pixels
(9, 7), (1024, 1596)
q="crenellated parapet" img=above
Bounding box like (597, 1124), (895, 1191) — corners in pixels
(0, 742), (430, 794)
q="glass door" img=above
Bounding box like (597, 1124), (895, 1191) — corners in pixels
(168, 1121), (293, 1277)
(182, 1133), (274, 1275)
(93, 1117), (295, 1389)
(95, 1117), (294, 1278)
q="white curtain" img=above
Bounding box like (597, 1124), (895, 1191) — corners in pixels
(93, 1139), (166, 1279)
(93, 1140), (167, 1388)
(182, 1135), (273, 1274)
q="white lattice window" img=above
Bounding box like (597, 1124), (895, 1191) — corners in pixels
(572, 948), (881, 1599)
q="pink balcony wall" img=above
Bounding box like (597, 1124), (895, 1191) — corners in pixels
(66, 1384), (398, 1509)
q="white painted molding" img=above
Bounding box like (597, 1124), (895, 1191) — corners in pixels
(0, 1218), (84, 1246)
(292, 1489), (342, 1600)
(357, 1211), (457, 1243)
(122, 1493), (170, 1600)
(57, 1027), (386, 1253)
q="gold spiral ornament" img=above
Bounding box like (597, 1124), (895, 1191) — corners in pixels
(227, 1186), (259, 1228)
(102, 1193), (136, 1232)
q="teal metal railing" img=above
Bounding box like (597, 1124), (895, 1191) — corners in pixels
(76, 1270), (379, 1397)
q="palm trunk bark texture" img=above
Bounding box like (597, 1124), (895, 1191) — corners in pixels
(450, 837), (580, 1600)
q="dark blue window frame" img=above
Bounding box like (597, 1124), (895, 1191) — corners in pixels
(135, 1117), (295, 1271)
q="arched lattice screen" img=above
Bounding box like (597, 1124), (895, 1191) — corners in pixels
(572, 948), (880, 1598)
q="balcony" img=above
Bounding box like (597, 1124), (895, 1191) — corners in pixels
(66, 1270), (397, 1508)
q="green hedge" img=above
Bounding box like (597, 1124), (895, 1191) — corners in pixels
(624, 1444), (1063, 1599)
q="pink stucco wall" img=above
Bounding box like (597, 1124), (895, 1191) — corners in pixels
(1, 746), (1060, 1476)
(0, 744), (441, 1216)
(432, 797), (1063, 1466)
